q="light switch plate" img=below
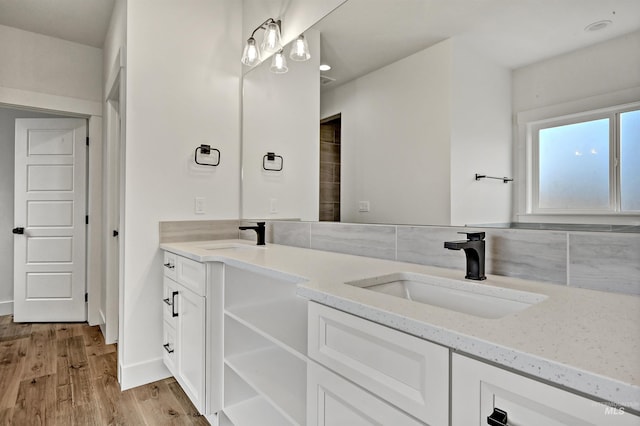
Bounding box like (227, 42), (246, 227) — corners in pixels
(358, 201), (370, 212)
(195, 197), (205, 214)
(270, 198), (278, 214)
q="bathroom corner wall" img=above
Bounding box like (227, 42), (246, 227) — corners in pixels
(271, 221), (640, 295)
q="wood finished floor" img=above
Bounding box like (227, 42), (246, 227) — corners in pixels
(0, 315), (209, 425)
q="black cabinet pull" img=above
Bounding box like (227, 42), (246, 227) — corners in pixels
(163, 263), (175, 269)
(12, 227), (24, 235)
(163, 343), (174, 354)
(113, 230), (119, 237)
(487, 408), (508, 426)
(171, 291), (178, 317)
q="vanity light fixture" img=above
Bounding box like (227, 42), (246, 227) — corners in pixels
(241, 37), (261, 66)
(270, 49), (289, 73)
(241, 18), (283, 67)
(262, 19), (283, 53)
(289, 34), (311, 61)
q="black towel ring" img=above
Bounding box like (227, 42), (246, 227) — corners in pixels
(195, 144), (220, 167)
(263, 152), (283, 171)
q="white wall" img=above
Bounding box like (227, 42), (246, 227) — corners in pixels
(0, 24), (102, 102)
(513, 30), (640, 113)
(119, 0), (242, 389)
(322, 39), (453, 225)
(321, 38), (512, 226)
(450, 39), (512, 226)
(242, 30), (320, 221)
(104, 0), (127, 91)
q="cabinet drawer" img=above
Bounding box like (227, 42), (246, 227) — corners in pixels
(163, 251), (177, 280)
(162, 276), (179, 324)
(452, 354), (640, 426)
(175, 255), (206, 296)
(162, 320), (177, 376)
(308, 302), (449, 426)
(307, 360), (423, 426)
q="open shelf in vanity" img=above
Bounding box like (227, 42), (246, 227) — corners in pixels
(221, 265), (308, 426)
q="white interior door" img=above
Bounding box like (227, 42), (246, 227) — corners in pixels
(13, 118), (87, 322)
(104, 94), (121, 343)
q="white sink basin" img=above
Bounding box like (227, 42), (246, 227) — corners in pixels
(346, 272), (546, 319)
(195, 242), (264, 251)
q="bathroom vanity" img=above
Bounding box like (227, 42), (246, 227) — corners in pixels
(160, 240), (640, 425)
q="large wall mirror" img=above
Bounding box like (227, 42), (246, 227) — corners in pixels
(241, 0), (640, 227)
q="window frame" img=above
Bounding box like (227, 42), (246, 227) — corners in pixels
(525, 101), (640, 217)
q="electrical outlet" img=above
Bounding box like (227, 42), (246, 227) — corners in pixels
(270, 198), (278, 214)
(195, 197), (205, 214)
(358, 201), (370, 212)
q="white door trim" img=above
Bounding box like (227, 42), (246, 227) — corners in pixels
(1, 86), (103, 325)
(102, 59), (123, 344)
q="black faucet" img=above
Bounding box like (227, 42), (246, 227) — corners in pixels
(239, 222), (266, 246)
(444, 231), (486, 280)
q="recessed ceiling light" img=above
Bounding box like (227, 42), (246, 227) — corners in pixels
(319, 64), (332, 71)
(584, 20), (612, 32)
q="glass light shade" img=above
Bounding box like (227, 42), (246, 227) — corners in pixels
(270, 50), (288, 74)
(261, 21), (282, 53)
(289, 34), (311, 61)
(241, 37), (261, 66)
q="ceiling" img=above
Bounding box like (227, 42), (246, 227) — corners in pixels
(0, 0), (637, 82)
(0, 0), (115, 48)
(315, 0), (640, 88)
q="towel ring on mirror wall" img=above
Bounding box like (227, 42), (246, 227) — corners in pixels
(263, 152), (283, 171)
(195, 144), (220, 166)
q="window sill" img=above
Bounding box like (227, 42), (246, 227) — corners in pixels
(516, 213), (640, 226)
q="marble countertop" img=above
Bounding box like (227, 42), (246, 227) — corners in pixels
(160, 239), (640, 410)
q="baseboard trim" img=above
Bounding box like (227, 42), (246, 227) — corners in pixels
(119, 357), (171, 391)
(0, 300), (13, 316)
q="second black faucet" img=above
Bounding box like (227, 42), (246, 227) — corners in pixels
(444, 231), (486, 280)
(239, 222), (266, 246)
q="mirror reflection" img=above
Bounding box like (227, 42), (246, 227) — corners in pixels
(242, 0), (640, 227)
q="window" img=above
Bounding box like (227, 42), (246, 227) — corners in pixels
(530, 105), (640, 215)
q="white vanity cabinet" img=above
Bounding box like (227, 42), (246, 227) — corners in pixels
(307, 302), (449, 426)
(162, 251), (223, 416)
(452, 353), (640, 426)
(307, 360), (424, 426)
(219, 265), (307, 426)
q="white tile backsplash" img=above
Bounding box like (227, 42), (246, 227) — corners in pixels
(310, 222), (397, 260)
(270, 220), (640, 295)
(568, 233), (640, 295)
(271, 221), (311, 248)
(486, 229), (567, 284)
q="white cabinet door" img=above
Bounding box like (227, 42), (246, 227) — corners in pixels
(175, 284), (206, 413)
(452, 353), (640, 426)
(308, 302), (449, 425)
(162, 252), (224, 416)
(162, 320), (177, 375)
(307, 361), (424, 426)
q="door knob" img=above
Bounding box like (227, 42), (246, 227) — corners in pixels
(12, 227), (24, 235)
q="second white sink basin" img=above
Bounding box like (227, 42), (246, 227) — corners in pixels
(195, 242), (264, 251)
(346, 272), (546, 319)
